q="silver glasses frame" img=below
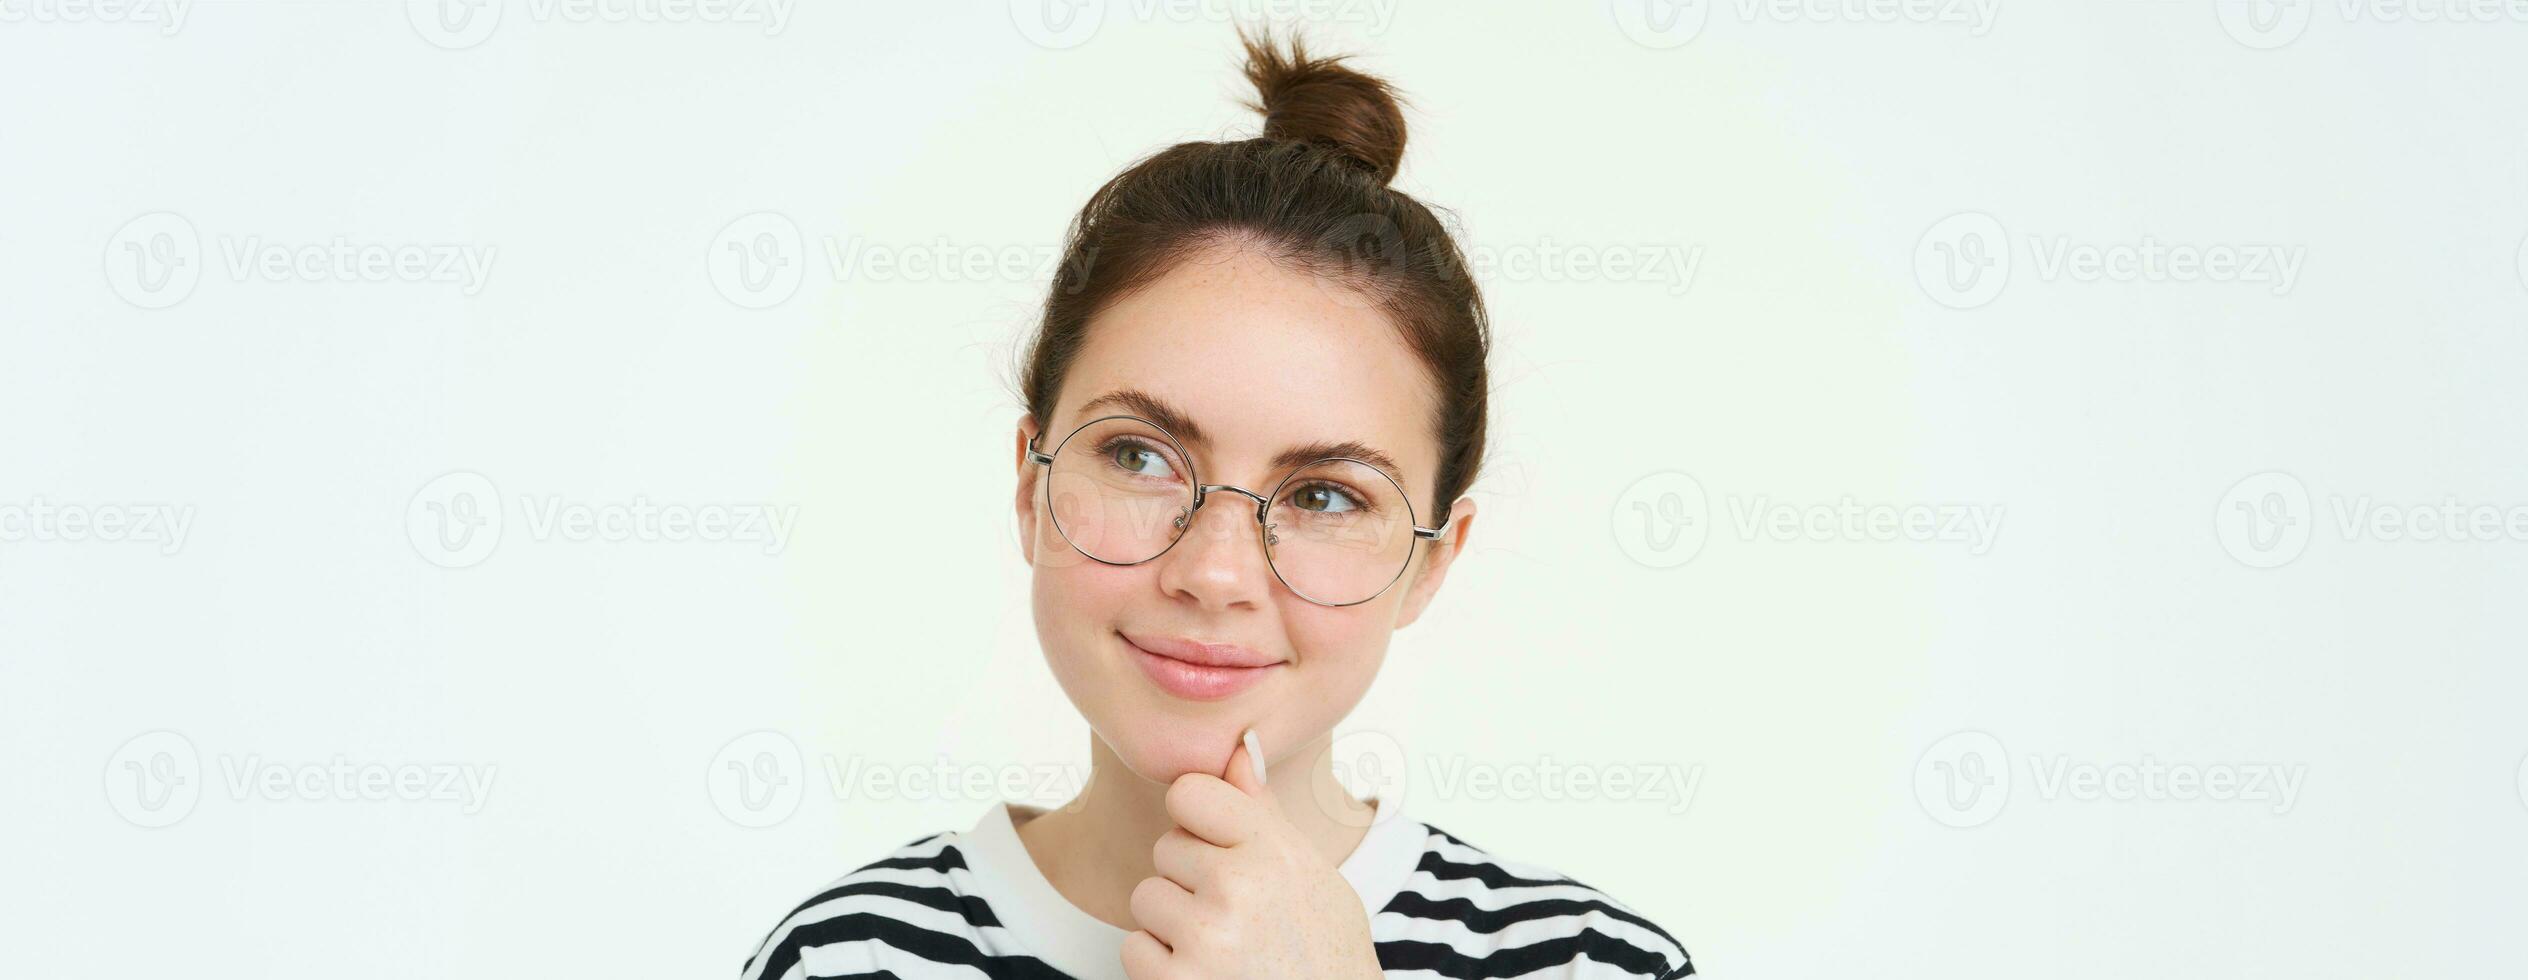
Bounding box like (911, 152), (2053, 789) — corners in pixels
(1025, 413), (1450, 607)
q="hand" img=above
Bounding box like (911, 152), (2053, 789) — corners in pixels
(1121, 731), (1384, 980)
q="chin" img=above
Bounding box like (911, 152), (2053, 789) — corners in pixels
(1037, 647), (1251, 785)
(1096, 706), (1246, 785)
(1035, 612), (1275, 785)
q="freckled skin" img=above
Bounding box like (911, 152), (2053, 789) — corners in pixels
(1011, 239), (1476, 788)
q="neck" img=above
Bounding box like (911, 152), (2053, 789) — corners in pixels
(1013, 729), (1378, 931)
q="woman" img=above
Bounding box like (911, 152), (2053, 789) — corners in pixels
(741, 27), (1695, 980)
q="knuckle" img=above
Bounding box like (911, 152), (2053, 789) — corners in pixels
(1129, 875), (1170, 913)
(1214, 866), (1257, 903)
(1164, 775), (1208, 811)
(1120, 929), (1165, 978)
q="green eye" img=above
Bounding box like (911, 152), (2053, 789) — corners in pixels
(1293, 485), (1361, 514)
(1109, 441), (1175, 478)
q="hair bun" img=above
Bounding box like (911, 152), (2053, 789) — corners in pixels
(1238, 26), (1408, 185)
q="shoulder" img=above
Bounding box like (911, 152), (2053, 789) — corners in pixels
(1371, 822), (1695, 979)
(736, 829), (1010, 980)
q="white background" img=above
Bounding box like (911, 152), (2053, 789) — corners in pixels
(4, 1), (2525, 977)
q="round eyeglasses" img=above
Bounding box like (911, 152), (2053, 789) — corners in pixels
(1026, 414), (1449, 607)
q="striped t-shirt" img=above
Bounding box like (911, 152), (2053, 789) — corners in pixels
(739, 799), (1694, 979)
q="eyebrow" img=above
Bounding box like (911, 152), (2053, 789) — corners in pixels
(1074, 387), (1410, 486)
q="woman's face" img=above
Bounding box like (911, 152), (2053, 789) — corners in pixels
(1013, 241), (1474, 786)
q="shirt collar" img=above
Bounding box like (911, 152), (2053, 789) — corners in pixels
(957, 796), (1425, 980)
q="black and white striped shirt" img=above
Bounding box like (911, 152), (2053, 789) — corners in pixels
(740, 800), (1694, 979)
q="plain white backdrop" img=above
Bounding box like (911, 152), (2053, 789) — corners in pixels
(5, 1), (2526, 977)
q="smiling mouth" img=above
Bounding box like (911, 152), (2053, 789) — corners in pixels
(1120, 632), (1284, 701)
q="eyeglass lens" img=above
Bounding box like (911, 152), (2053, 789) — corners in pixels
(1042, 417), (1416, 605)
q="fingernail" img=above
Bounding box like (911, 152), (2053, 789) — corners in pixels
(1242, 727), (1266, 787)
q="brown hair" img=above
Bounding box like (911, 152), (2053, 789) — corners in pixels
(1016, 26), (1490, 526)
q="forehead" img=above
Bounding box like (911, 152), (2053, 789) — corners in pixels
(1054, 242), (1437, 491)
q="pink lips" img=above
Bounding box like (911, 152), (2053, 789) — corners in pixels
(1122, 631), (1285, 701)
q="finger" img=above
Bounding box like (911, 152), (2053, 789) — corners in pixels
(1223, 727), (1273, 801)
(1151, 826), (1220, 890)
(1163, 771), (1261, 848)
(1120, 928), (1171, 979)
(1127, 874), (1198, 945)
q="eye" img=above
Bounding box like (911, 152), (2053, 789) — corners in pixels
(1290, 483), (1364, 515)
(1104, 438), (1178, 480)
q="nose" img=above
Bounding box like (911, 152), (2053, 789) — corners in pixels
(1155, 485), (1275, 610)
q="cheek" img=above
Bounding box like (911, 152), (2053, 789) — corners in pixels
(1029, 526), (1136, 664)
(1274, 604), (1392, 723)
